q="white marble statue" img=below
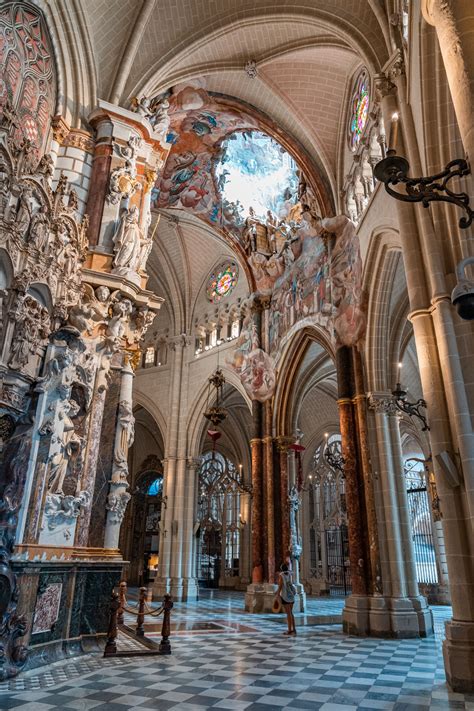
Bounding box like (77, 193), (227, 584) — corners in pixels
(112, 205), (142, 273)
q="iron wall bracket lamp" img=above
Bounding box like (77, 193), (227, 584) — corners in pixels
(392, 382), (430, 431)
(374, 152), (473, 230)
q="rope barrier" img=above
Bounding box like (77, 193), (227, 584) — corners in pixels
(105, 581), (174, 657)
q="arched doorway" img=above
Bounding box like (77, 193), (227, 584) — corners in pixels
(121, 459), (164, 585)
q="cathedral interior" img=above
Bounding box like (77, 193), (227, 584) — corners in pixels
(1, 1), (474, 709)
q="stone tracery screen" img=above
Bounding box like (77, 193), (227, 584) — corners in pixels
(0, 2), (56, 156)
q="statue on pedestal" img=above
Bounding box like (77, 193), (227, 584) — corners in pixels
(243, 206), (259, 255)
(112, 206), (142, 274)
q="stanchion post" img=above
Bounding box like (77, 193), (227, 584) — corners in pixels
(136, 586), (146, 637)
(117, 581), (127, 625)
(104, 590), (120, 657)
(159, 594), (173, 655)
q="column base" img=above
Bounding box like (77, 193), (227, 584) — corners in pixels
(443, 619), (474, 692)
(245, 583), (306, 613)
(182, 577), (199, 601)
(153, 577), (198, 602)
(343, 594), (433, 637)
(152, 576), (170, 599)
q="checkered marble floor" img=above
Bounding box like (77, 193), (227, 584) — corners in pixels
(0, 590), (472, 710)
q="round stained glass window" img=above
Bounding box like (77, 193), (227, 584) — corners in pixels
(349, 71), (369, 151)
(206, 261), (239, 303)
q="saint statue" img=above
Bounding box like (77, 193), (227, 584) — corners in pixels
(137, 213), (153, 272)
(112, 205), (142, 273)
(48, 399), (82, 495)
(29, 206), (50, 251)
(243, 206), (259, 255)
(15, 184), (33, 235)
(265, 210), (277, 254)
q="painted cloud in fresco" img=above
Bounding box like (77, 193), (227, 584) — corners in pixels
(152, 85), (258, 223)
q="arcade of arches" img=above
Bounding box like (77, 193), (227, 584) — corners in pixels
(0, 1), (474, 707)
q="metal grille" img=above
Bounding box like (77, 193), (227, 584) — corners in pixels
(325, 526), (351, 596)
(405, 460), (438, 584)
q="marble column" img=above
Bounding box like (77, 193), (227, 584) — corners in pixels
(352, 349), (382, 595)
(264, 401), (275, 583)
(337, 347), (369, 636)
(85, 115), (113, 247)
(276, 437), (292, 561)
(104, 358), (134, 549)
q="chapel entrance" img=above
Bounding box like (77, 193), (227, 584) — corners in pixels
(196, 452), (243, 589)
(307, 434), (352, 596)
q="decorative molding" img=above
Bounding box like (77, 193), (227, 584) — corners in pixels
(51, 115), (70, 145)
(63, 129), (95, 154)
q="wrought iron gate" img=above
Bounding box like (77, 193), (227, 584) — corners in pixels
(325, 525), (351, 596)
(405, 460), (438, 584)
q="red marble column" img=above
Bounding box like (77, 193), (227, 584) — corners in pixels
(352, 348), (382, 595)
(85, 129), (113, 247)
(250, 400), (264, 583)
(264, 401), (275, 583)
(277, 438), (291, 562)
(336, 346), (368, 596)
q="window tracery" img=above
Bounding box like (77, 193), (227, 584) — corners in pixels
(206, 261), (238, 303)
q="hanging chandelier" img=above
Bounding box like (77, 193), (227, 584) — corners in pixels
(204, 368), (227, 455)
(204, 368), (227, 427)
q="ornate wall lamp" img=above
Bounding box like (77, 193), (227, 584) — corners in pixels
(374, 113), (473, 229)
(392, 363), (430, 431)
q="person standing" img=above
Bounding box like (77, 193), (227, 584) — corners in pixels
(277, 562), (296, 635)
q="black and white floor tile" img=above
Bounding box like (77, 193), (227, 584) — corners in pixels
(0, 591), (472, 710)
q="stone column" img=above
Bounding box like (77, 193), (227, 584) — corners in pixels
(153, 334), (191, 600)
(376, 69), (474, 690)
(179, 458), (199, 600)
(368, 393), (433, 637)
(422, 0), (474, 164)
(104, 357), (134, 549)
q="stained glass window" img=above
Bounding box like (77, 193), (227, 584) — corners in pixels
(206, 261), (238, 303)
(147, 478), (163, 497)
(349, 71), (369, 151)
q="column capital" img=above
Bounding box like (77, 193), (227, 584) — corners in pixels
(186, 456), (202, 470)
(374, 72), (397, 101)
(275, 435), (294, 452)
(383, 49), (406, 83)
(169, 333), (190, 351)
(367, 391), (398, 415)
